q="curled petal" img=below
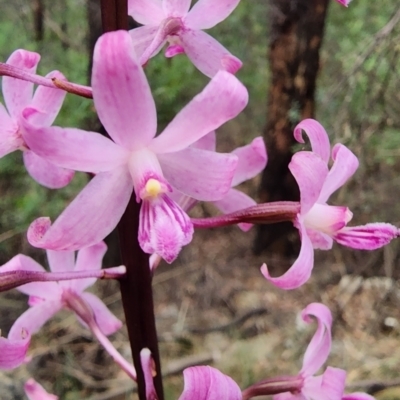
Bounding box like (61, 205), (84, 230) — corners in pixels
(139, 195), (193, 263)
(261, 220), (314, 290)
(300, 303), (333, 376)
(128, 0), (165, 25)
(179, 29), (242, 78)
(294, 119), (331, 164)
(231, 137), (267, 186)
(185, 0), (240, 30)
(27, 168), (133, 251)
(130, 25), (159, 60)
(158, 147), (238, 201)
(150, 70), (247, 153)
(318, 144), (359, 203)
(179, 366), (242, 400)
(3, 49), (39, 118)
(0, 330), (30, 370)
(289, 152), (328, 215)
(80, 292), (122, 336)
(23, 150), (75, 189)
(93, 30), (157, 150)
(333, 223), (399, 250)
(25, 379), (58, 400)
(213, 189), (256, 232)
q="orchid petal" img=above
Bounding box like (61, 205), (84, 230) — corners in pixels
(28, 70), (67, 127)
(320, 367), (346, 400)
(185, 0), (240, 30)
(191, 131), (216, 151)
(25, 379), (58, 400)
(9, 301), (62, 339)
(139, 195), (193, 263)
(129, 25), (159, 59)
(179, 29), (242, 78)
(333, 223), (399, 250)
(289, 152), (328, 215)
(294, 119), (331, 164)
(261, 220), (314, 290)
(231, 137), (267, 186)
(69, 242), (108, 292)
(27, 167), (133, 251)
(138, 22), (171, 65)
(303, 367), (346, 400)
(213, 188), (256, 232)
(46, 249), (75, 273)
(150, 71), (247, 153)
(179, 366), (242, 400)
(128, 0), (165, 25)
(23, 150), (74, 189)
(0, 103), (20, 157)
(93, 30), (157, 150)
(163, 0), (191, 16)
(342, 393), (375, 400)
(0, 331), (30, 370)
(318, 144), (359, 203)
(158, 147), (238, 201)
(22, 121), (129, 173)
(3, 50), (39, 118)
(306, 228), (333, 250)
(304, 203), (352, 236)
(335, 0), (350, 6)
(169, 189), (197, 213)
(300, 303), (333, 376)
(80, 292), (122, 336)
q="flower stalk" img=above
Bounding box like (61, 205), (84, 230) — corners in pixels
(99, 0), (164, 398)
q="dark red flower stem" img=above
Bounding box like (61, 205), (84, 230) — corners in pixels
(99, 0), (164, 399)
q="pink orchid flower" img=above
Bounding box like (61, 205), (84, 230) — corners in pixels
(0, 329), (30, 370)
(0, 49), (73, 188)
(3, 242), (122, 339)
(22, 30), (247, 263)
(262, 119), (399, 289)
(128, 0), (242, 77)
(171, 132), (267, 231)
(273, 303), (346, 400)
(25, 379), (58, 400)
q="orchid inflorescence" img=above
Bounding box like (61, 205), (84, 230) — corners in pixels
(0, 0), (394, 399)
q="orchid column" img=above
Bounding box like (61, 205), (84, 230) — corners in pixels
(100, 1), (164, 398)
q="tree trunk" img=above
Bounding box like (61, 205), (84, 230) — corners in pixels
(254, 0), (330, 258)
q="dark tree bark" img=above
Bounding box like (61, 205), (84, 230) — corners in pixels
(32, 0), (45, 42)
(254, 0), (330, 256)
